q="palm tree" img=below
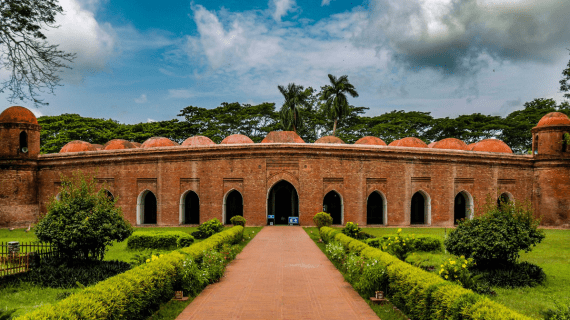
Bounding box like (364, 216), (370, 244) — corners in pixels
(321, 74), (359, 136)
(278, 83), (311, 133)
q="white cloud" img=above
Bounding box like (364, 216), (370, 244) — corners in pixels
(147, 118), (156, 123)
(270, 0), (296, 21)
(134, 94), (147, 103)
(321, 0), (332, 6)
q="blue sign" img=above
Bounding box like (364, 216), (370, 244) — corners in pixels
(288, 217), (299, 225)
(268, 215), (275, 219)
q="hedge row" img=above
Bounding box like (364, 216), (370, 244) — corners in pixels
(127, 231), (194, 250)
(365, 234), (442, 253)
(319, 227), (532, 320)
(15, 226), (244, 320)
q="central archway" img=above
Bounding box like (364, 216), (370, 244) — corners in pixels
(323, 191), (342, 225)
(411, 191), (430, 225)
(267, 180), (299, 225)
(225, 190), (243, 224)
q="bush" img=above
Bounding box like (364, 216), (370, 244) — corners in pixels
(542, 300), (570, 320)
(175, 256), (208, 296)
(325, 241), (345, 266)
(313, 212), (333, 229)
(230, 215), (246, 227)
(127, 231), (194, 250)
(380, 228), (414, 260)
(342, 222), (361, 238)
(191, 218), (224, 239)
(445, 196), (545, 268)
(471, 261), (546, 288)
(34, 171), (133, 261)
(354, 259), (388, 298)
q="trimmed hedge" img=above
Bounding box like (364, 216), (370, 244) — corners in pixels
(127, 231), (195, 250)
(365, 234), (442, 253)
(319, 227), (532, 320)
(15, 226), (244, 320)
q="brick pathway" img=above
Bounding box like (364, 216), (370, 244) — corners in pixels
(176, 226), (379, 320)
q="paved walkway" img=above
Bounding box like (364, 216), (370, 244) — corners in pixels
(176, 226), (379, 320)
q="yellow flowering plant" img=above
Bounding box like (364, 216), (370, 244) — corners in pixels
(438, 256), (475, 282)
(381, 228), (415, 260)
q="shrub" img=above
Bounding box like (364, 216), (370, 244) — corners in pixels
(176, 256), (208, 296)
(342, 222), (361, 238)
(471, 261), (546, 288)
(192, 218), (224, 239)
(200, 250), (225, 283)
(325, 241), (345, 266)
(345, 251), (366, 283)
(381, 228), (414, 260)
(354, 258), (388, 298)
(438, 256), (475, 282)
(230, 215), (246, 227)
(445, 196), (545, 268)
(313, 212), (333, 229)
(127, 231), (194, 250)
(34, 171), (133, 261)
(542, 300), (570, 320)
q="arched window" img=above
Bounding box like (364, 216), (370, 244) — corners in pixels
(19, 131), (28, 152)
(104, 190), (114, 202)
(533, 135), (538, 155)
(454, 191), (474, 224)
(411, 191), (431, 225)
(497, 192), (513, 209)
(180, 191), (200, 224)
(137, 190), (157, 224)
(224, 190), (243, 224)
(323, 191), (342, 225)
(367, 191), (385, 225)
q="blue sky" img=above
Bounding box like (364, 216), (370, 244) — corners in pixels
(1, 0), (570, 124)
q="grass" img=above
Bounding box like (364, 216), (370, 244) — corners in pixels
(303, 227), (409, 320)
(359, 227), (570, 319)
(147, 227), (263, 320)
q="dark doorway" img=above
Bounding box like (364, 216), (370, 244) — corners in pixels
(323, 191), (342, 225)
(268, 181), (298, 225)
(184, 191), (200, 224)
(19, 131), (28, 151)
(143, 191), (157, 224)
(454, 193), (466, 224)
(411, 192), (425, 224)
(497, 193), (510, 208)
(367, 192), (384, 225)
(225, 190), (243, 224)
(104, 190), (114, 202)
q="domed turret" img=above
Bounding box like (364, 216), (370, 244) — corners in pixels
(141, 137), (179, 148)
(220, 134), (254, 144)
(0, 106), (38, 125)
(532, 112), (570, 156)
(261, 131), (305, 143)
(104, 139), (137, 150)
(0, 106), (41, 158)
(354, 136), (386, 146)
(182, 136), (216, 146)
(391, 137), (428, 148)
(314, 136), (345, 144)
(60, 140), (97, 153)
(471, 139), (512, 153)
(431, 138), (468, 151)
(536, 112), (570, 127)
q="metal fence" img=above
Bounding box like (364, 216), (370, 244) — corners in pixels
(0, 241), (56, 277)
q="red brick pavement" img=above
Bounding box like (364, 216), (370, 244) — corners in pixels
(176, 226), (379, 320)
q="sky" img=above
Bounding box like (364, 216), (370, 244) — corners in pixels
(1, 0), (570, 124)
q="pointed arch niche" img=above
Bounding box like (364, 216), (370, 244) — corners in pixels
(454, 190), (474, 224)
(137, 190), (157, 225)
(223, 189), (243, 224)
(366, 191), (387, 225)
(410, 190), (431, 225)
(323, 190), (343, 225)
(180, 190), (200, 225)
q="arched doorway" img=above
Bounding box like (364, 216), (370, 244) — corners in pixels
(267, 180), (298, 225)
(367, 191), (385, 225)
(323, 191), (342, 225)
(497, 192), (512, 208)
(181, 191), (199, 224)
(142, 191), (157, 224)
(454, 193), (466, 224)
(411, 192), (426, 224)
(225, 190), (243, 224)
(104, 190), (114, 202)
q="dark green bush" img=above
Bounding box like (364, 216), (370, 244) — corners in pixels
(366, 234), (442, 253)
(191, 218), (224, 239)
(127, 231), (194, 250)
(313, 212), (333, 229)
(35, 171), (133, 261)
(342, 222), (361, 238)
(471, 261), (546, 288)
(445, 196), (545, 268)
(230, 215), (246, 227)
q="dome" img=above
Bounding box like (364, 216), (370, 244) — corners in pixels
(92, 144), (103, 151)
(354, 136), (386, 146)
(0, 106), (38, 124)
(261, 131), (305, 143)
(536, 112), (570, 127)
(314, 136), (345, 144)
(467, 143), (477, 151)
(60, 140), (97, 153)
(182, 136), (216, 146)
(471, 139), (512, 153)
(131, 142), (141, 148)
(427, 141), (436, 148)
(104, 139), (136, 150)
(221, 134), (254, 144)
(140, 137), (179, 148)
(391, 137), (428, 148)
(388, 139), (400, 146)
(431, 138), (468, 151)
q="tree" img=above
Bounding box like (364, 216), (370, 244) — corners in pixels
(277, 83), (311, 133)
(320, 74), (359, 136)
(561, 49), (570, 100)
(35, 171), (133, 261)
(366, 110), (434, 144)
(0, 0), (76, 106)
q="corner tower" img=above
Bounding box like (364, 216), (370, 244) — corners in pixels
(532, 112), (570, 225)
(0, 106), (41, 227)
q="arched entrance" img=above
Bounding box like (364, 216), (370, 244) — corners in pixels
(411, 192), (426, 224)
(104, 190), (114, 202)
(181, 191), (199, 224)
(454, 193), (466, 224)
(497, 192), (512, 208)
(367, 191), (385, 225)
(323, 191), (342, 225)
(267, 180), (298, 225)
(225, 190), (243, 224)
(142, 191), (157, 224)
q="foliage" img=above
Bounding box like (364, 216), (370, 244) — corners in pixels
(34, 171), (133, 261)
(471, 261), (546, 288)
(278, 83), (312, 133)
(0, 309), (17, 320)
(229, 215), (246, 227)
(561, 50), (570, 100)
(191, 218), (224, 239)
(175, 256), (208, 296)
(344, 252), (366, 283)
(444, 196), (545, 268)
(438, 256), (475, 282)
(341, 221), (361, 239)
(381, 228), (414, 261)
(367, 234), (442, 254)
(325, 241), (345, 266)
(313, 212), (333, 229)
(0, 0), (77, 107)
(199, 250), (226, 283)
(542, 300), (570, 320)
(320, 74), (359, 136)
(127, 231), (194, 250)
(354, 258), (388, 298)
